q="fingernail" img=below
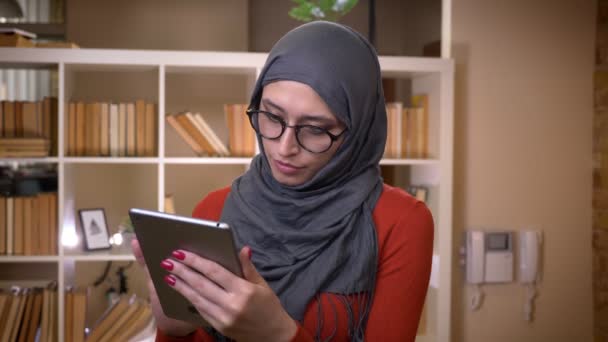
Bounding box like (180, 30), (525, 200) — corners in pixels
(160, 259), (174, 271)
(172, 250), (186, 260)
(248, 246), (252, 260)
(164, 274), (176, 286)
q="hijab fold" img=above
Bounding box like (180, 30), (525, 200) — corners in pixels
(219, 21), (387, 341)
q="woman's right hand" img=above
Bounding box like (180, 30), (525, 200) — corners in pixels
(131, 238), (198, 337)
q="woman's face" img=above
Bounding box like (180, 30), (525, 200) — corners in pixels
(259, 80), (346, 186)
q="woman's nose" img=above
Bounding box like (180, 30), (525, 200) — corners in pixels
(277, 126), (300, 156)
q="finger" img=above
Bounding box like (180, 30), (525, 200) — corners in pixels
(164, 274), (225, 329)
(173, 250), (241, 293)
(163, 258), (229, 306)
(239, 246), (265, 285)
(131, 239), (147, 268)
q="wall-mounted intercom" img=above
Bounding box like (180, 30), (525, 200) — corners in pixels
(465, 230), (514, 284)
(463, 229), (543, 320)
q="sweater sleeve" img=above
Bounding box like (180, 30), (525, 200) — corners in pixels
(365, 200), (434, 341)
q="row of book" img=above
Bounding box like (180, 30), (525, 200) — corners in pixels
(0, 193), (58, 256)
(384, 94), (429, 159)
(0, 283), (58, 342)
(85, 294), (154, 342)
(0, 285), (153, 342)
(167, 104), (256, 157)
(0, 98), (58, 157)
(66, 100), (156, 157)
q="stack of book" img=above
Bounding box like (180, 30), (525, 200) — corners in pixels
(66, 100), (156, 157)
(0, 192), (58, 256)
(0, 28), (36, 48)
(85, 295), (154, 342)
(0, 97), (58, 157)
(384, 94), (429, 159)
(166, 112), (229, 157)
(0, 283), (58, 342)
(224, 104), (256, 157)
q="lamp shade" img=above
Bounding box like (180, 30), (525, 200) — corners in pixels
(0, 0), (24, 19)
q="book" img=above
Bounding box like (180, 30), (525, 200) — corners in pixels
(16, 289), (34, 342)
(0, 289), (20, 341)
(100, 102), (110, 156)
(39, 288), (50, 342)
(92, 102), (102, 156)
(411, 94), (429, 158)
(13, 197), (24, 255)
(76, 102), (86, 156)
(0, 29), (35, 47)
(109, 103), (119, 157)
(25, 289), (43, 342)
(166, 114), (204, 156)
(72, 288), (87, 342)
(86, 295), (130, 342)
(0, 197), (5, 254)
(127, 103), (136, 156)
(68, 102), (76, 155)
(0, 290), (11, 334)
(65, 288), (73, 342)
(23, 197), (32, 255)
(118, 103), (127, 157)
(136, 100), (146, 156)
(49, 192), (58, 255)
(108, 302), (153, 341)
(175, 113), (214, 156)
(21, 102), (39, 137)
(97, 300), (141, 342)
(38, 193), (50, 255)
(6, 197), (13, 254)
(164, 194), (175, 214)
(31, 195), (40, 255)
(145, 103), (155, 156)
(10, 288), (28, 342)
(192, 112), (229, 156)
(3, 101), (15, 137)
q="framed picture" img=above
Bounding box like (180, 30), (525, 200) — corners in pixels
(78, 208), (111, 250)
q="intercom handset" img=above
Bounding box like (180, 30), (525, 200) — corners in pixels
(519, 230), (543, 321)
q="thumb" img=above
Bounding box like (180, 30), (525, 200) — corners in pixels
(239, 246), (264, 285)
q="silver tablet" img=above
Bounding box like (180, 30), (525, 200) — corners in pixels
(129, 208), (242, 327)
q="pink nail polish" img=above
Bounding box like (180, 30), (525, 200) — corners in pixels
(248, 247), (252, 260)
(172, 250), (186, 260)
(160, 260), (174, 271)
(164, 274), (176, 286)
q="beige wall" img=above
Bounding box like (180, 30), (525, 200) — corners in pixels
(66, 0), (248, 51)
(452, 1), (595, 341)
(249, 0), (440, 56)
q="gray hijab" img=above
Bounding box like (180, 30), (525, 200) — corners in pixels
(220, 21), (387, 341)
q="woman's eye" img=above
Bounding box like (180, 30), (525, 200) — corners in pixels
(306, 126), (327, 135)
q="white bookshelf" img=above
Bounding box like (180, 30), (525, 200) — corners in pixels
(0, 47), (454, 342)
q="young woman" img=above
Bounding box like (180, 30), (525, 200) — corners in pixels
(132, 20), (433, 342)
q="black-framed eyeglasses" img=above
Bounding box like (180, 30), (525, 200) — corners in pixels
(246, 109), (347, 153)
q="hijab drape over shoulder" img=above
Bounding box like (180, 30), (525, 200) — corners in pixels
(220, 21), (387, 341)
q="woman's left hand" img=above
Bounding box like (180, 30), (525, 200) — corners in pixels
(162, 246), (298, 342)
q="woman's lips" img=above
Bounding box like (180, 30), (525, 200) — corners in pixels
(274, 160), (303, 176)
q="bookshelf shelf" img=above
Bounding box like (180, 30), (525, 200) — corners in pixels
(0, 256), (60, 262)
(0, 47), (454, 342)
(163, 157), (253, 165)
(63, 157), (160, 164)
(379, 158), (440, 166)
(64, 253), (136, 262)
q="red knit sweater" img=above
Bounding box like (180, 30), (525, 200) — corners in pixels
(156, 184), (433, 342)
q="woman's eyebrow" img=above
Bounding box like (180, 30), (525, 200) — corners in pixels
(261, 98), (337, 126)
